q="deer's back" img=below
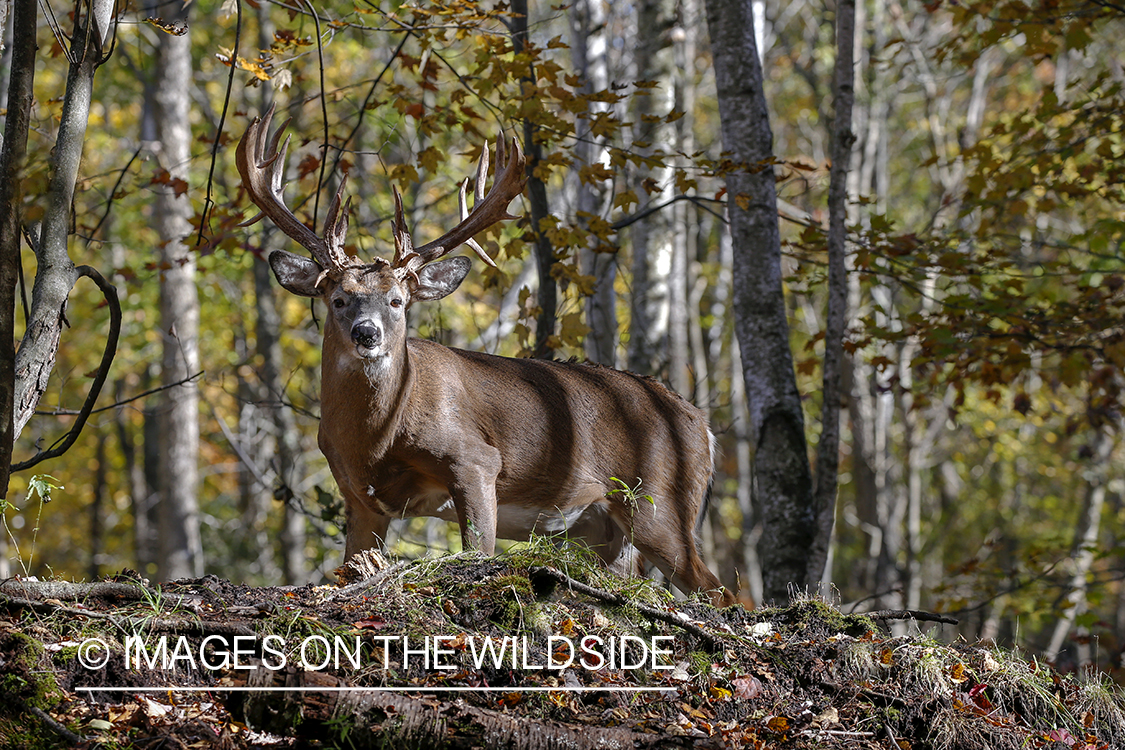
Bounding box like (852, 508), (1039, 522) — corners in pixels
(404, 340), (712, 509)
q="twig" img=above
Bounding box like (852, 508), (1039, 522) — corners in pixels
(196, 0), (242, 247)
(611, 194), (726, 231)
(301, 0), (331, 233)
(210, 403), (273, 492)
(324, 31), (410, 187)
(30, 706), (87, 746)
(0, 592), (255, 637)
(528, 566), (726, 651)
(89, 145), (143, 241)
(11, 266), (121, 472)
(864, 609), (959, 625)
(33, 370), (204, 417)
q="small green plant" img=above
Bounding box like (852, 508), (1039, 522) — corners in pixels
(1, 474), (64, 577)
(606, 476), (656, 518)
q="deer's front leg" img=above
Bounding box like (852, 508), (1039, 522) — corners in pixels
(344, 496), (391, 560)
(449, 448), (501, 554)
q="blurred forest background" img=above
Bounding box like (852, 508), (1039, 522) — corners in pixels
(1, 0), (1123, 676)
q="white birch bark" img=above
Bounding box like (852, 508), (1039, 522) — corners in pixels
(570, 0), (617, 366)
(627, 0), (676, 377)
(152, 3), (202, 580)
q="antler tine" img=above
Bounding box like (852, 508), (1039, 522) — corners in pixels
(458, 177), (498, 269)
(322, 174), (353, 268)
(236, 104), (357, 274)
(412, 135), (527, 264)
(474, 139), (489, 207)
(391, 186), (415, 265)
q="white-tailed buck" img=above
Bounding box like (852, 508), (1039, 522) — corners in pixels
(237, 107), (732, 607)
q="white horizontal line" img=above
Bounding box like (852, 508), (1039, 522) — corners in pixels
(75, 685), (675, 693)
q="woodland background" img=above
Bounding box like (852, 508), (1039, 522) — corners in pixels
(0, 0), (1122, 678)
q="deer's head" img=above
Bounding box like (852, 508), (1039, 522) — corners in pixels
(236, 106), (526, 369)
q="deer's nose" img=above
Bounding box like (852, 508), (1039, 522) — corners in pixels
(352, 322), (382, 349)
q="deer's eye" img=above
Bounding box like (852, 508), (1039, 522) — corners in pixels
(332, 297), (347, 309)
(389, 298), (404, 309)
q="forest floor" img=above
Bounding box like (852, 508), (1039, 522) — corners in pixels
(1, 545), (1123, 749)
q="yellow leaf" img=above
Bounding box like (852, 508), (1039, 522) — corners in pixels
(417, 146), (442, 174)
(389, 163), (419, 189)
(559, 312), (590, 345)
(766, 716), (790, 732)
(614, 190), (638, 211)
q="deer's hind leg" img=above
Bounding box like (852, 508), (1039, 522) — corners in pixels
(606, 485), (733, 607)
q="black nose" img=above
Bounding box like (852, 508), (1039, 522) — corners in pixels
(352, 323), (381, 348)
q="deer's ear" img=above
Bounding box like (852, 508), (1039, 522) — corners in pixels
(414, 256), (471, 301)
(269, 250), (324, 297)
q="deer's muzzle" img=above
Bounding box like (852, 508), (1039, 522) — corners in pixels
(351, 322), (382, 350)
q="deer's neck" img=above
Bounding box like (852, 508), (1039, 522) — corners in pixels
(320, 327), (413, 462)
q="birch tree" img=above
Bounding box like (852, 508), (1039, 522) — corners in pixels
(627, 0), (676, 378)
(151, 4), (202, 580)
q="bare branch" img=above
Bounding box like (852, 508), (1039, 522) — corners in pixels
(11, 266), (121, 473)
(33, 371), (203, 417)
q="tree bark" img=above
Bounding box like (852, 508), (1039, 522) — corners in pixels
(152, 3), (202, 580)
(511, 0), (557, 359)
(1045, 426), (1115, 665)
(705, 0), (815, 603)
(12, 0), (114, 443)
(113, 378), (156, 575)
(255, 6), (307, 585)
(808, 0), (856, 585)
(89, 434), (107, 579)
(0, 0), (36, 499)
(570, 0), (618, 367)
(626, 0), (676, 378)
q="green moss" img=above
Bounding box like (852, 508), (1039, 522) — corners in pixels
(0, 632), (60, 713)
(488, 574), (533, 599)
(0, 716), (53, 750)
(769, 599), (876, 638)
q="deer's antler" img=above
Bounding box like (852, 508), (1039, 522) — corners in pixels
(236, 104), (359, 277)
(391, 137), (527, 280)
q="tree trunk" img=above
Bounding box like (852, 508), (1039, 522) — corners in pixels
(808, 0), (856, 586)
(89, 434), (107, 579)
(113, 378), (156, 575)
(12, 0), (114, 442)
(705, 0), (815, 603)
(255, 7), (307, 584)
(626, 0), (676, 378)
(570, 0), (618, 367)
(1045, 426), (1115, 666)
(152, 3), (202, 580)
(0, 0), (36, 500)
(668, 1), (700, 397)
(511, 0), (557, 358)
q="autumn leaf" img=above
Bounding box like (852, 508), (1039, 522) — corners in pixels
(297, 155), (320, 180)
(731, 676), (763, 700)
(150, 168), (189, 197)
(144, 17), (188, 35)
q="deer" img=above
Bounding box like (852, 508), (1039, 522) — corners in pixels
(237, 106), (733, 607)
